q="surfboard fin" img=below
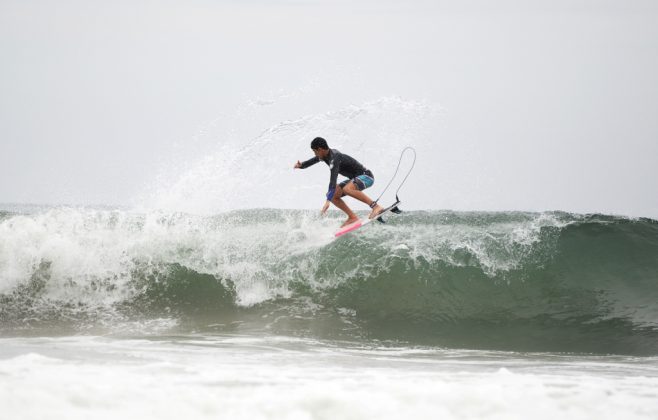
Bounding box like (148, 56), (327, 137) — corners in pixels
(376, 216), (386, 224)
(391, 206), (402, 214)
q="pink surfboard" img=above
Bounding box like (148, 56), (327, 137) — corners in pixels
(334, 219), (367, 238)
(333, 200), (402, 238)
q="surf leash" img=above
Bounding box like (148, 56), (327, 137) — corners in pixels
(369, 146), (417, 222)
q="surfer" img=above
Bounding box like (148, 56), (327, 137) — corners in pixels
(294, 137), (384, 227)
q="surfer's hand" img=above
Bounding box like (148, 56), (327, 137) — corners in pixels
(293, 160), (302, 169)
(321, 201), (330, 215)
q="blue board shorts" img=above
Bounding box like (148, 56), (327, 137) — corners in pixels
(339, 174), (374, 191)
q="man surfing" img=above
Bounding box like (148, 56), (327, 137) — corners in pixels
(294, 137), (384, 227)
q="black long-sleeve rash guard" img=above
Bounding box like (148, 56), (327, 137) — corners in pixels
(299, 149), (372, 200)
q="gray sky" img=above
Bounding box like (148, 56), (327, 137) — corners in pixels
(1, 0), (657, 217)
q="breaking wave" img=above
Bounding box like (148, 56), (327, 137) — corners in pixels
(1, 207), (657, 355)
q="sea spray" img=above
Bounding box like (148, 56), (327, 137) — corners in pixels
(140, 97), (434, 214)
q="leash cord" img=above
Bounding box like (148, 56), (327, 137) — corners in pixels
(373, 146), (417, 205)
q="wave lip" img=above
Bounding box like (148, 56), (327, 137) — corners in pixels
(1, 207), (657, 355)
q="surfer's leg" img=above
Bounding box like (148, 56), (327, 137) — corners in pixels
(331, 185), (359, 227)
(342, 181), (383, 219)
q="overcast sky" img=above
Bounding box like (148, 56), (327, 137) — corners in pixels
(1, 0), (657, 217)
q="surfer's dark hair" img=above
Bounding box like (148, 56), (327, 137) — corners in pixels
(310, 137), (329, 150)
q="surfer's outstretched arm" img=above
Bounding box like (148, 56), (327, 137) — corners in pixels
(296, 156), (320, 169)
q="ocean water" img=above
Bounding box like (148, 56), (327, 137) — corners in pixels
(1, 205), (657, 419)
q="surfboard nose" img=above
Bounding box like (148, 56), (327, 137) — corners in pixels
(334, 220), (363, 237)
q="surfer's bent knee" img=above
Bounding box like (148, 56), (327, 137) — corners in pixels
(331, 186), (343, 201)
(341, 182), (356, 196)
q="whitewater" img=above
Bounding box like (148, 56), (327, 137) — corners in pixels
(2, 99), (657, 419)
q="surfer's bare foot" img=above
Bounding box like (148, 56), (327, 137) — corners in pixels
(341, 217), (360, 228)
(368, 204), (384, 219)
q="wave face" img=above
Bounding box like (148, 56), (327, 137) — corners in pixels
(1, 207), (657, 355)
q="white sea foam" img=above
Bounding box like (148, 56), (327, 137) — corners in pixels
(0, 206), (570, 310)
(362, 211), (567, 276)
(0, 335), (656, 420)
(0, 207), (338, 309)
